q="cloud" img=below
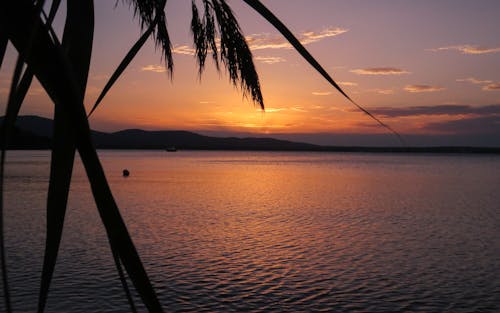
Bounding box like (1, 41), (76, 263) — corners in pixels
(482, 83), (500, 91)
(172, 45), (196, 55)
(254, 56), (286, 64)
(312, 91), (332, 96)
(299, 28), (349, 44)
(429, 45), (500, 55)
(457, 77), (492, 85)
(425, 116), (500, 134)
(339, 81), (358, 87)
(456, 77), (500, 92)
(404, 85), (444, 93)
(290, 106), (308, 112)
(264, 108), (287, 113)
(246, 27), (348, 50)
(350, 67), (410, 75)
(364, 104), (500, 118)
(171, 26), (346, 60)
(141, 65), (167, 73)
(369, 89), (394, 95)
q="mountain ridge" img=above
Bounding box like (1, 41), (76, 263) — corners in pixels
(1, 115), (319, 150)
(2, 115), (500, 153)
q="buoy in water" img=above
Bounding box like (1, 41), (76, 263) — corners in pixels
(122, 169), (130, 177)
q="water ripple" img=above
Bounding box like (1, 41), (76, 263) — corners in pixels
(2, 151), (500, 312)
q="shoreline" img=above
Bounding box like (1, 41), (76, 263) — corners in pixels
(6, 146), (500, 154)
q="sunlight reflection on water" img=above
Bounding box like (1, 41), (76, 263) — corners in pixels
(3, 150), (500, 312)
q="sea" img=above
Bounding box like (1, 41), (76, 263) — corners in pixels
(2, 150), (499, 312)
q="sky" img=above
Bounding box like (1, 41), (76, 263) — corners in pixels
(1, 0), (500, 146)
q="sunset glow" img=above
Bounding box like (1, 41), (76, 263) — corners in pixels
(1, 0), (499, 146)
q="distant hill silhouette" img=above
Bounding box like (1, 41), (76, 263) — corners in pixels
(2, 115), (499, 153)
(0, 123), (51, 149)
(1, 115), (319, 150)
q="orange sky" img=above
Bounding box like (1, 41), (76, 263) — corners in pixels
(1, 0), (500, 146)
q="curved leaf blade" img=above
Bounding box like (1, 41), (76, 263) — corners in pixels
(38, 108), (76, 313)
(37, 0), (94, 312)
(1, 2), (45, 310)
(1, 2), (164, 311)
(88, 23), (155, 117)
(242, 0), (403, 143)
(0, 32), (7, 71)
(46, 0), (61, 26)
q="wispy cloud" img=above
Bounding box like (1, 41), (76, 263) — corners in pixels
(352, 104), (500, 134)
(141, 64), (167, 73)
(299, 28), (349, 44)
(264, 107), (287, 113)
(404, 85), (445, 93)
(350, 67), (410, 75)
(171, 25), (346, 68)
(457, 77), (493, 85)
(312, 91), (332, 96)
(425, 116), (500, 134)
(254, 56), (286, 64)
(429, 45), (500, 55)
(246, 27), (348, 50)
(172, 45), (196, 55)
(339, 81), (358, 87)
(290, 106), (308, 112)
(456, 77), (500, 92)
(171, 27), (347, 57)
(482, 83), (500, 91)
(363, 104), (500, 118)
(369, 89), (395, 95)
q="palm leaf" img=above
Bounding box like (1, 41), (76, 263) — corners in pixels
(0, 63), (35, 155)
(1, 1), (163, 311)
(1, 1), (47, 310)
(124, 0), (173, 74)
(190, 0), (219, 75)
(37, 1), (96, 312)
(0, 32), (7, 71)
(89, 21), (157, 117)
(242, 0), (403, 142)
(46, 0), (61, 25)
(0, 51), (37, 313)
(210, 0), (264, 108)
(38, 107), (76, 313)
(191, 1), (208, 74)
(1, 14), (48, 313)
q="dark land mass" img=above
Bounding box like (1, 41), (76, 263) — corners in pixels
(2, 115), (500, 154)
(0, 124), (51, 149)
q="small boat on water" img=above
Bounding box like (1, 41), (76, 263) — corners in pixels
(165, 146), (177, 152)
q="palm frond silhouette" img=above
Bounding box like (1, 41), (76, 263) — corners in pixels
(0, 1), (399, 312)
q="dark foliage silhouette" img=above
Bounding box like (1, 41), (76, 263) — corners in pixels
(0, 1), (398, 312)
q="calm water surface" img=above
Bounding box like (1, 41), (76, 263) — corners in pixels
(2, 150), (500, 312)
